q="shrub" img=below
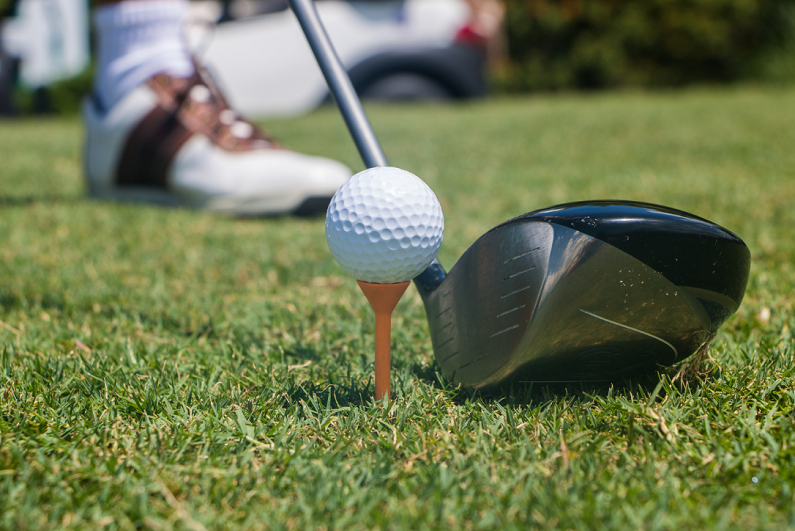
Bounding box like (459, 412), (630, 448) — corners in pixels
(500, 0), (795, 91)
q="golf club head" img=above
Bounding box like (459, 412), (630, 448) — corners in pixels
(413, 201), (751, 389)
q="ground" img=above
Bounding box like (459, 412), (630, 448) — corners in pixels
(0, 85), (793, 530)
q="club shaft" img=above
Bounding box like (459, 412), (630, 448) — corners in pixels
(287, 0), (388, 169)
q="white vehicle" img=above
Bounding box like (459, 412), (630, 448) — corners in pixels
(192, 0), (498, 117)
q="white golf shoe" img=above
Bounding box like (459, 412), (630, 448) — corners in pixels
(83, 67), (352, 215)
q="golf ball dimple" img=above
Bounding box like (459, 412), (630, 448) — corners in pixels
(325, 167), (444, 283)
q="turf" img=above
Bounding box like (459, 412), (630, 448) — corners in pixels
(1, 85), (794, 530)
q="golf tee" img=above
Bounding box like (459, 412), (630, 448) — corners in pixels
(357, 280), (410, 401)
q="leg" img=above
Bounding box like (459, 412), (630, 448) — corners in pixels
(84, 0), (351, 215)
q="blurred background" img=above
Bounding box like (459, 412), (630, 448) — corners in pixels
(1, 0), (794, 116)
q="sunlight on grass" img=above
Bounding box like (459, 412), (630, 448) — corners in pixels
(0, 86), (794, 530)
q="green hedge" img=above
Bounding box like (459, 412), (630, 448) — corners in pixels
(500, 0), (795, 91)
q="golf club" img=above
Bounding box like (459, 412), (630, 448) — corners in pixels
(287, 0), (751, 389)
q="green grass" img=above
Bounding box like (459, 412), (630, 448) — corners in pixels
(1, 85), (794, 530)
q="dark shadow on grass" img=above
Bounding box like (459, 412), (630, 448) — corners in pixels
(406, 357), (692, 407)
(477, 372), (667, 406)
(234, 196), (330, 218)
(0, 194), (84, 207)
(0, 194), (329, 219)
(251, 356), (711, 414)
(285, 359), (675, 411)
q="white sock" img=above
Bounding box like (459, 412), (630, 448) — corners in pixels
(93, 0), (195, 111)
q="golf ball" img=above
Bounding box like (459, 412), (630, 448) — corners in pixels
(325, 167), (444, 283)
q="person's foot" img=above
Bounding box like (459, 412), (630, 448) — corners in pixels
(83, 66), (352, 215)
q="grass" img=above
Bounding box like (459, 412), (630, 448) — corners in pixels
(0, 85), (794, 530)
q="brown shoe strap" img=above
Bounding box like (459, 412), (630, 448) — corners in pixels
(116, 66), (280, 188)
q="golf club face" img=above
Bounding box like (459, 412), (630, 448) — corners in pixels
(413, 201), (751, 389)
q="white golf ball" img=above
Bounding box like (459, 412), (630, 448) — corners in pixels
(325, 167), (444, 283)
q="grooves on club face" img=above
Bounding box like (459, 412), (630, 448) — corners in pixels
(413, 201), (751, 389)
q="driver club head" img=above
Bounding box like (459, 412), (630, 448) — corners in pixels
(413, 201), (751, 389)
